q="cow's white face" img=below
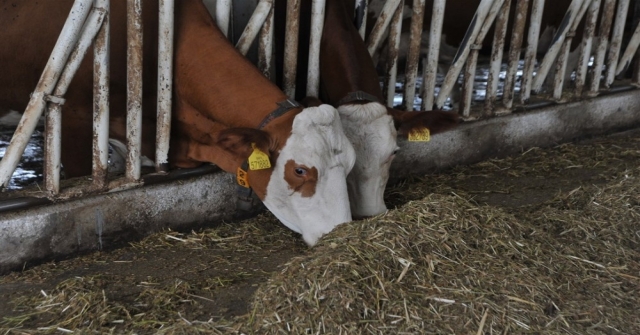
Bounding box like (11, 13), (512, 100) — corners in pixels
(337, 102), (398, 218)
(263, 104), (356, 246)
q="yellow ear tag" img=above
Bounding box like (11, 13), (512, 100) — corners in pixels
(408, 128), (430, 142)
(236, 166), (250, 188)
(248, 143), (271, 170)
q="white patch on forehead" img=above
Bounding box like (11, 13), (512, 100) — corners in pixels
(263, 104), (356, 246)
(338, 102), (397, 218)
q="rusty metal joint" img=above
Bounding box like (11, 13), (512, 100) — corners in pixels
(470, 44), (483, 50)
(44, 94), (66, 105)
(565, 31), (576, 38)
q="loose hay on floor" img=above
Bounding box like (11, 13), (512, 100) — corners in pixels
(247, 168), (640, 334)
(1, 133), (639, 334)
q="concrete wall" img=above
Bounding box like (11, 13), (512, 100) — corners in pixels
(1, 89), (640, 274)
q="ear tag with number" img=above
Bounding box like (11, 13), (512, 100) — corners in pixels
(248, 143), (271, 170)
(408, 128), (431, 142)
(236, 166), (250, 188)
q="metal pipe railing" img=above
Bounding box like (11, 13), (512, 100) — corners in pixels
(588, 0), (616, 95)
(156, 0), (174, 174)
(93, 0), (111, 190)
(519, 0), (544, 102)
(258, 3), (275, 79)
(306, 0), (326, 97)
(384, 0), (404, 106)
(355, 0), (369, 40)
(502, 0), (530, 109)
(484, 0), (511, 115)
(403, 0), (425, 111)
(435, 0), (499, 109)
(44, 3), (108, 194)
(460, 0), (505, 117)
(283, 0), (301, 97)
(575, 0), (601, 97)
(0, 0), (94, 189)
(605, 0), (630, 87)
(366, 0), (402, 56)
(216, 0), (233, 38)
(126, 0), (143, 182)
(421, 0), (446, 110)
(236, 0), (273, 56)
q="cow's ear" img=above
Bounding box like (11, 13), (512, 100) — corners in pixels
(387, 108), (461, 138)
(216, 128), (274, 168)
(301, 96), (323, 107)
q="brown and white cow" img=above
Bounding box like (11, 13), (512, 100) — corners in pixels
(0, 0), (356, 246)
(275, 0), (459, 219)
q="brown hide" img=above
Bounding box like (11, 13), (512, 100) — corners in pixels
(274, 0), (459, 136)
(0, 0), (298, 196)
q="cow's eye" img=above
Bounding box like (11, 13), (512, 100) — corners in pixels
(392, 148), (400, 155)
(294, 167), (307, 176)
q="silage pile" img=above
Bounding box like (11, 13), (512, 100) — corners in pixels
(247, 168), (640, 334)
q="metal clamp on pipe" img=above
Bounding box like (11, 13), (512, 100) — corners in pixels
(44, 94), (66, 105)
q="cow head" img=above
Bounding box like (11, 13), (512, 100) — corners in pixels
(218, 104), (356, 246)
(337, 102), (398, 219)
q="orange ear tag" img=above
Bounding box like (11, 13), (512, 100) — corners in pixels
(248, 143), (271, 170)
(236, 166), (250, 188)
(408, 128), (431, 142)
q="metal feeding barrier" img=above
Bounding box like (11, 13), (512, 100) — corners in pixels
(0, 0), (639, 202)
(362, 0), (640, 118)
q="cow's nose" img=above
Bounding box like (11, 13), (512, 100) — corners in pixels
(353, 209), (389, 220)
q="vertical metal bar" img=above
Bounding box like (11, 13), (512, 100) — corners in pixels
(259, 4), (275, 79)
(43, 4), (107, 194)
(615, 22), (640, 76)
(532, 0), (586, 93)
(485, 0), (511, 115)
(366, 0), (402, 56)
(355, 0), (369, 40)
(421, 0), (446, 110)
(156, 0), (173, 174)
(552, 0), (592, 100)
(0, 0), (93, 188)
(93, 0), (110, 189)
(605, 0), (629, 87)
(460, 0), (505, 116)
(216, 0), (232, 38)
(306, 0), (326, 97)
(384, 0), (404, 107)
(283, 0), (301, 98)
(42, 6), (106, 194)
(502, 0), (529, 109)
(520, 0), (544, 102)
(588, 0), (616, 95)
(236, 0), (273, 56)
(126, 0), (143, 182)
(435, 0), (499, 108)
(403, 0), (425, 111)
(575, 0), (601, 97)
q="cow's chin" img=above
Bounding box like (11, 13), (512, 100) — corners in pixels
(347, 172), (389, 219)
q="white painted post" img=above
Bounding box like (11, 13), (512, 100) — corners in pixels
(126, 0), (143, 182)
(485, 0), (511, 114)
(503, 0), (530, 109)
(421, 0), (446, 110)
(156, 0), (174, 173)
(93, 0), (110, 189)
(575, 0), (601, 97)
(307, 0), (326, 97)
(0, 0), (93, 188)
(615, 22), (640, 76)
(355, 0), (369, 40)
